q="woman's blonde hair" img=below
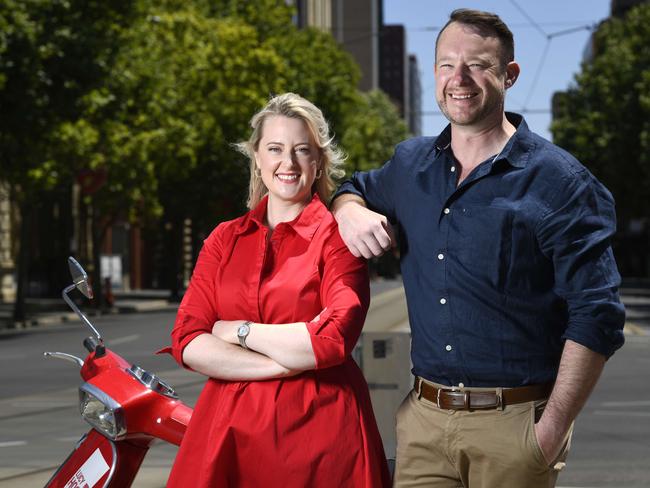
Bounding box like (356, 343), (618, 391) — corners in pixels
(237, 92), (346, 209)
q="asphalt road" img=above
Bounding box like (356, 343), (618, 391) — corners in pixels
(0, 301), (648, 487)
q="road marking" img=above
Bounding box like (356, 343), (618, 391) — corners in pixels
(109, 334), (140, 345)
(0, 441), (27, 447)
(0, 353), (26, 361)
(11, 400), (74, 408)
(57, 436), (83, 442)
(600, 400), (650, 407)
(593, 410), (650, 417)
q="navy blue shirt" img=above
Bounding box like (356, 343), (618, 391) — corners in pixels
(337, 113), (625, 387)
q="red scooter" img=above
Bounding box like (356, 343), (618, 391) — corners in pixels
(43, 257), (192, 487)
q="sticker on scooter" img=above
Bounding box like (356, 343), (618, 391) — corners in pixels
(63, 448), (109, 488)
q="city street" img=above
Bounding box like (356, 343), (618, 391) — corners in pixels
(0, 298), (649, 487)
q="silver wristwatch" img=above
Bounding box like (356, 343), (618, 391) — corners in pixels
(237, 321), (252, 349)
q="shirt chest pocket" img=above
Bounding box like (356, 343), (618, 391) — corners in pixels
(451, 205), (513, 291)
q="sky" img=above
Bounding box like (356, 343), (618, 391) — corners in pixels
(383, 0), (612, 140)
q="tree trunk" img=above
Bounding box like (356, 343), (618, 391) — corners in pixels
(12, 202), (30, 325)
(165, 212), (184, 302)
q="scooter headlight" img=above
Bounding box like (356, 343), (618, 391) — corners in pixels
(79, 383), (126, 440)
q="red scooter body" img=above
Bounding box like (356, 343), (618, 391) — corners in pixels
(43, 257), (192, 488)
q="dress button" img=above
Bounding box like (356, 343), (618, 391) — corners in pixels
(443, 208), (450, 215)
(450, 166), (456, 172)
(445, 345), (452, 352)
(440, 298), (447, 305)
(437, 253), (444, 260)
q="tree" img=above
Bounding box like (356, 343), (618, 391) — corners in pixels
(2, 0), (412, 309)
(50, 0), (368, 299)
(341, 90), (410, 175)
(551, 3), (650, 277)
(58, 2), (287, 299)
(0, 0), (137, 322)
(95, 2), (375, 295)
(551, 3), (650, 226)
(267, 26), (362, 138)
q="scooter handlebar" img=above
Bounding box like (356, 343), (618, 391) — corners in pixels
(83, 336), (105, 356)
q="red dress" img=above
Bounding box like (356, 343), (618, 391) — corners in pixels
(167, 194), (390, 487)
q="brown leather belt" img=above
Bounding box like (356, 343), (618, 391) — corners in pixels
(414, 377), (553, 411)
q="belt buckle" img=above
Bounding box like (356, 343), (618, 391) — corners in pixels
(495, 388), (504, 410)
(436, 388), (442, 408)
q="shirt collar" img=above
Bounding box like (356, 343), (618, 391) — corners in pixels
(433, 112), (534, 169)
(234, 193), (327, 240)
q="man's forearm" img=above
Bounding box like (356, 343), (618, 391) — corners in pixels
(536, 339), (606, 461)
(330, 192), (394, 258)
(330, 192), (367, 218)
(544, 339), (606, 430)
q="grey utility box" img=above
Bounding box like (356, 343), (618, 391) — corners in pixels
(354, 285), (412, 459)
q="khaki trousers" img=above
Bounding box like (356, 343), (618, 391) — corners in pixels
(394, 385), (572, 488)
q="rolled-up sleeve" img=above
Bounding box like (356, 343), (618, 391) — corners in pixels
(170, 226), (224, 367)
(335, 155), (398, 221)
(536, 171), (625, 358)
(306, 231), (370, 369)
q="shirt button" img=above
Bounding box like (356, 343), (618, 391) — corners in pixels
(450, 166), (456, 172)
(440, 298), (447, 305)
(443, 208), (450, 215)
(458, 382), (465, 388)
(445, 345), (453, 352)
(437, 253), (444, 260)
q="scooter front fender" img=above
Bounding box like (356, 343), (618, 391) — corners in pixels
(45, 429), (149, 488)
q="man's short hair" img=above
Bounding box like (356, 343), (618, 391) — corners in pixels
(435, 9), (515, 68)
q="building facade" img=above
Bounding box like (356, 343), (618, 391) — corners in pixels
(293, 0), (422, 134)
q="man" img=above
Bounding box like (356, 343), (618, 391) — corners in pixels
(332, 8), (625, 488)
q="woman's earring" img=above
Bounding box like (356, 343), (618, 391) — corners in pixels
(315, 169), (323, 180)
(254, 167), (262, 178)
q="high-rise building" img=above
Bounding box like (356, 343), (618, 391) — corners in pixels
(408, 55), (422, 136)
(379, 24), (407, 116)
(293, 0), (381, 91)
(293, 0), (422, 133)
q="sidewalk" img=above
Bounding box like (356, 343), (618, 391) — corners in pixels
(0, 279), (406, 333)
(2, 284), (648, 335)
(0, 290), (179, 332)
(620, 287), (650, 328)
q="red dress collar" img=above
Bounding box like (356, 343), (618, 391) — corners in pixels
(234, 193), (328, 240)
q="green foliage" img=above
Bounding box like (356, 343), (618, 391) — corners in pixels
(2, 0), (414, 298)
(551, 3), (650, 223)
(52, 1), (366, 230)
(1, 0), (403, 228)
(61, 4), (287, 226)
(0, 0), (136, 197)
(341, 90), (410, 174)
(202, 0), (296, 41)
(267, 27), (361, 136)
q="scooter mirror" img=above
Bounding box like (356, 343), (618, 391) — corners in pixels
(68, 257), (94, 299)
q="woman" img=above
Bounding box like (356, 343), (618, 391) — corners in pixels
(167, 93), (390, 487)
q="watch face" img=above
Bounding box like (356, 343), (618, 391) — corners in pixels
(237, 324), (249, 337)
